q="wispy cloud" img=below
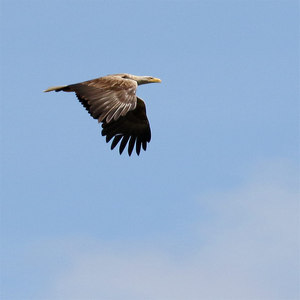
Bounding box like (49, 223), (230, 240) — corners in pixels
(44, 160), (299, 300)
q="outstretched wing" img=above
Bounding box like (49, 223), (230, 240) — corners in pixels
(62, 76), (138, 123)
(101, 97), (151, 156)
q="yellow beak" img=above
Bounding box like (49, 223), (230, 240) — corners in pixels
(150, 77), (162, 83)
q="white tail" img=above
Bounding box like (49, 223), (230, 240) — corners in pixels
(44, 85), (67, 92)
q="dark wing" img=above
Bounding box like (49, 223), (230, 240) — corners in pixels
(62, 76), (137, 123)
(101, 97), (151, 156)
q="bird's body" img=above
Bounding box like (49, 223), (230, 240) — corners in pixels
(44, 73), (161, 156)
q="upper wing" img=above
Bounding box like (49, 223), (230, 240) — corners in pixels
(65, 76), (138, 123)
(101, 97), (151, 156)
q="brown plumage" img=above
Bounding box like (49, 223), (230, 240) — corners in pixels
(44, 73), (161, 156)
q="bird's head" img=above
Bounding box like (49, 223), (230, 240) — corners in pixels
(122, 74), (161, 85)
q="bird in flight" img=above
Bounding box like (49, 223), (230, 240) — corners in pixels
(44, 73), (161, 156)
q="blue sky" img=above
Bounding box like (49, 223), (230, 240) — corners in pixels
(0, 0), (299, 299)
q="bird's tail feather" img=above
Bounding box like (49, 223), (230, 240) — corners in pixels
(44, 85), (68, 92)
